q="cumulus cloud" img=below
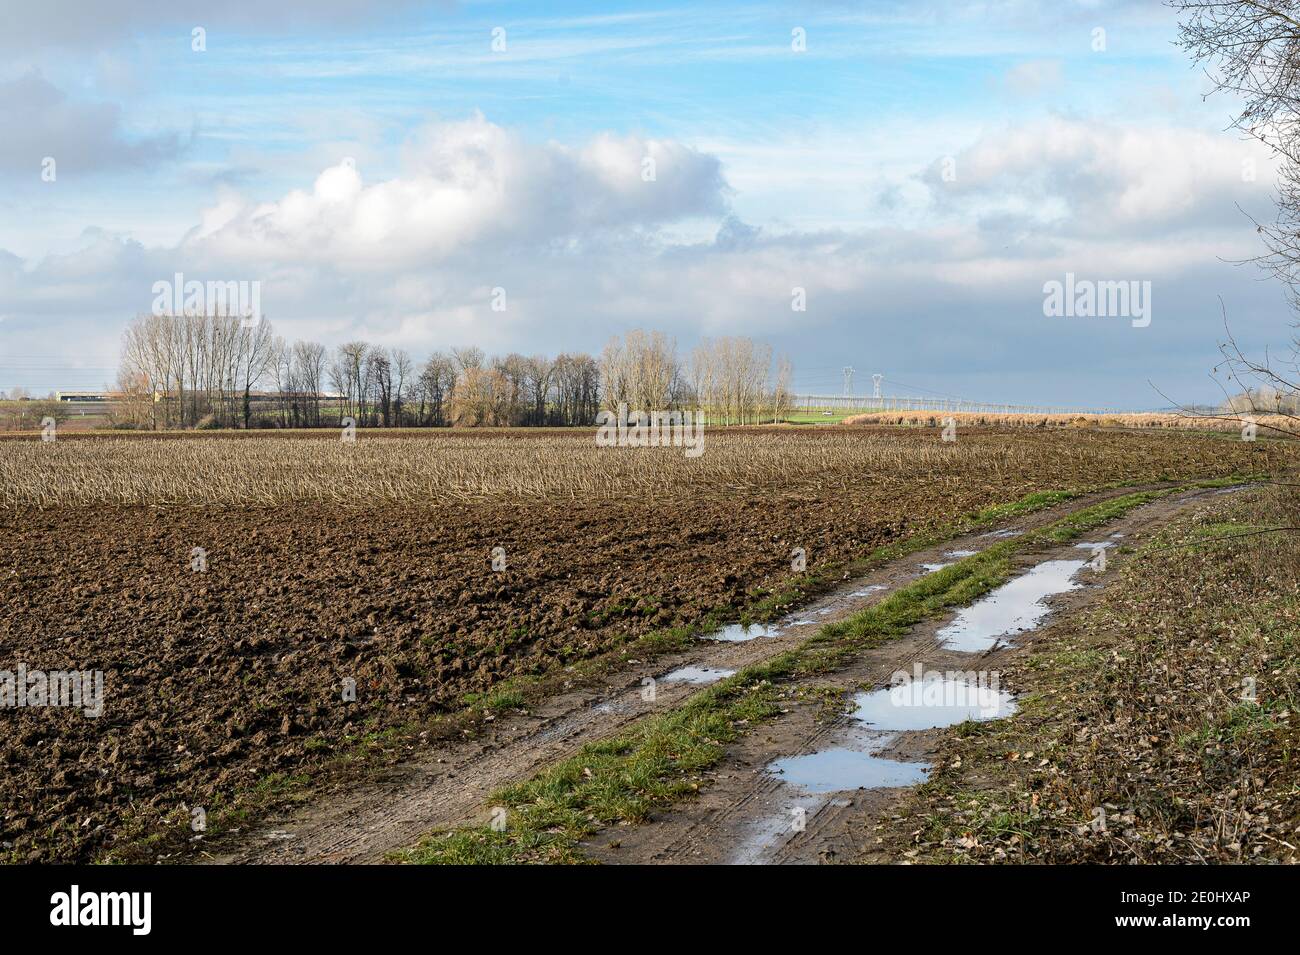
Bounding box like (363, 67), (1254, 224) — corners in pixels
(920, 116), (1277, 237)
(0, 113), (1287, 407)
(181, 115), (728, 265)
(0, 72), (184, 177)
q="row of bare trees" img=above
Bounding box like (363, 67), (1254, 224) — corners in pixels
(116, 316), (793, 429)
(403, 347), (601, 427)
(597, 331), (794, 424)
(0, 398), (69, 431)
(116, 315), (605, 429)
(119, 312), (276, 429)
(692, 337), (793, 425)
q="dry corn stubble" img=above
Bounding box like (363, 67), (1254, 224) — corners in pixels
(0, 428), (1288, 508)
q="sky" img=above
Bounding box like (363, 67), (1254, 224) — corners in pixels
(0, 0), (1289, 408)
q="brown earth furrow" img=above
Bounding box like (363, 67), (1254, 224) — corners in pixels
(212, 485), (1162, 864)
(585, 486), (1226, 865)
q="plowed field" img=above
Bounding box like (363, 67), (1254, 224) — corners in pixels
(0, 427), (1290, 861)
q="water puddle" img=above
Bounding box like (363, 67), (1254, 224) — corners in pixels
(852, 679), (1016, 731)
(850, 584), (888, 598)
(937, 558), (1087, 652)
(706, 622), (780, 642)
(662, 665), (734, 685)
(944, 549), (979, 558)
(731, 547), (1099, 861)
(730, 794), (828, 864)
(982, 528), (1022, 539)
(768, 744), (930, 793)
(743, 668), (1022, 861)
(1074, 540), (1115, 550)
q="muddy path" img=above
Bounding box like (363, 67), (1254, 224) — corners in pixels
(580, 485), (1229, 865)
(211, 484), (1182, 864)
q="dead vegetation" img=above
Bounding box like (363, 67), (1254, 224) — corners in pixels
(0, 427), (1290, 508)
(877, 485), (1300, 863)
(843, 410), (1293, 433)
(2, 428), (1293, 862)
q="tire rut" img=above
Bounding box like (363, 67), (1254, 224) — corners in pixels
(209, 484), (1182, 864)
(584, 485), (1230, 865)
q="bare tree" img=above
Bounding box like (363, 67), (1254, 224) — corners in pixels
(523, 354), (553, 426)
(452, 346), (485, 374)
(418, 352), (457, 426)
(1175, 1), (1300, 304)
(392, 348), (413, 426)
(238, 320), (277, 428)
(293, 340), (327, 426)
(552, 352), (599, 425)
(600, 330), (679, 412)
(333, 341), (369, 422)
(772, 354), (793, 423)
(1170, 2), (1300, 433)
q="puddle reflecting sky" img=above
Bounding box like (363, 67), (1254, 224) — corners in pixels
(729, 793), (827, 864)
(706, 622), (779, 642)
(852, 681), (1016, 731)
(850, 584), (888, 597)
(662, 665), (734, 685)
(938, 558), (1086, 652)
(768, 746), (930, 793)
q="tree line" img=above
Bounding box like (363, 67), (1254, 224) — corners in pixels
(113, 313), (793, 429)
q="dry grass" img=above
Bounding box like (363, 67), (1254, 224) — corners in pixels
(882, 485), (1300, 863)
(843, 410), (1296, 434)
(0, 427), (1292, 508)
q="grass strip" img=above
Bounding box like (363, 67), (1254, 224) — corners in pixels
(402, 483), (1219, 864)
(890, 482), (1300, 863)
(108, 480), (1163, 862)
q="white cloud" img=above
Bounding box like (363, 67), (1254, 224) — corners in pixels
(921, 116), (1278, 236)
(0, 72), (184, 177)
(0, 113), (1288, 407)
(182, 115), (727, 266)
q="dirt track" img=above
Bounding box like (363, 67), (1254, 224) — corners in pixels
(579, 487), (1225, 864)
(0, 426), (1283, 862)
(3, 490), (917, 862)
(210, 485), (1196, 864)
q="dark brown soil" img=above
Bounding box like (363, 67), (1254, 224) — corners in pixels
(0, 429), (1289, 862)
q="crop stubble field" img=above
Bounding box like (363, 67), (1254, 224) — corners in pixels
(0, 426), (1293, 861)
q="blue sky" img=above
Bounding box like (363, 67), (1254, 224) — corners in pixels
(0, 0), (1287, 407)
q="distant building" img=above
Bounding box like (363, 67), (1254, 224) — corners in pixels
(56, 391), (119, 403)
